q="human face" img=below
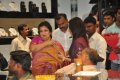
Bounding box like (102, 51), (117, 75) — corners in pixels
(84, 23), (97, 38)
(8, 58), (17, 74)
(104, 15), (114, 27)
(21, 26), (29, 36)
(116, 9), (120, 22)
(56, 16), (68, 32)
(39, 26), (51, 41)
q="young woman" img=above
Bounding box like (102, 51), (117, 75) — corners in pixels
(69, 17), (88, 59)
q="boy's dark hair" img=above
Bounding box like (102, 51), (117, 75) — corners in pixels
(103, 10), (115, 18)
(84, 16), (96, 25)
(10, 50), (31, 71)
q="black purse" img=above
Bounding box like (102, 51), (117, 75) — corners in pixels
(0, 53), (8, 70)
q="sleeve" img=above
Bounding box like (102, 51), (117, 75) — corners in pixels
(97, 39), (107, 60)
(31, 36), (42, 44)
(52, 31), (56, 40)
(11, 39), (17, 51)
(96, 39), (107, 68)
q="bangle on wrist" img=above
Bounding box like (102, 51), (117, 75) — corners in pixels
(76, 63), (82, 66)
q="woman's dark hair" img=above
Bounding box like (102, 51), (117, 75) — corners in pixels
(38, 21), (52, 34)
(10, 50), (31, 72)
(0, 53), (8, 70)
(69, 17), (88, 59)
(69, 17), (86, 39)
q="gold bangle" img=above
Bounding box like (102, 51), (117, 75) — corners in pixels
(76, 63), (82, 66)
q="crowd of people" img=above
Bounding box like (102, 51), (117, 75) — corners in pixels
(0, 6), (120, 80)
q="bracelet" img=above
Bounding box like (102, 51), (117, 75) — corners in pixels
(76, 63), (82, 66)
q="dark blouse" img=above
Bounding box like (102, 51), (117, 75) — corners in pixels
(70, 37), (88, 59)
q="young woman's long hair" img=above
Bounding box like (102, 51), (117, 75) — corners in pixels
(69, 17), (88, 59)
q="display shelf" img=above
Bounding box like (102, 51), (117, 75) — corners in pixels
(0, 11), (55, 18)
(0, 0), (58, 45)
(0, 36), (33, 45)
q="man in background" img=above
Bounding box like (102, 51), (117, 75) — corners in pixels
(84, 16), (107, 80)
(8, 50), (34, 80)
(106, 7), (120, 80)
(102, 10), (115, 70)
(11, 24), (31, 52)
(52, 13), (72, 57)
(102, 10), (115, 35)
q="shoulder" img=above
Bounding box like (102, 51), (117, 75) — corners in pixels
(95, 33), (107, 44)
(26, 37), (31, 41)
(92, 32), (106, 43)
(106, 23), (116, 32)
(53, 28), (60, 34)
(12, 37), (19, 43)
(75, 37), (86, 43)
(31, 36), (42, 44)
(74, 37), (88, 47)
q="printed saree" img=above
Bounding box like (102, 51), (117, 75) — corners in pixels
(31, 36), (65, 75)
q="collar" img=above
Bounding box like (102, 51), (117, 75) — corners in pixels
(89, 32), (98, 41)
(58, 27), (70, 33)
(18, 35), (27, 42)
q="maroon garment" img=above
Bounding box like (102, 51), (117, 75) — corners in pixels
(70, 37), (88, 59)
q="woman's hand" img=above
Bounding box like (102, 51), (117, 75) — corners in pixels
(46, 40), (56, 46)
(74, 58), (83, 72)
(58, 53), (71, 62)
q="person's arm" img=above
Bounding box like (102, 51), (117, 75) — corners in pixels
(74, 58), (83, 72)
(29, 40), (54, 52)
(96, 39), (107, 69)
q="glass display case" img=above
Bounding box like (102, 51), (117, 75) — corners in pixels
(0, 0), (57, 45)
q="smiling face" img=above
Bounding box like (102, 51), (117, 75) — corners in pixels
(39, 26), (51, 41)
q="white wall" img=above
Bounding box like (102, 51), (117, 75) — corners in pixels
(0, 45), (11, 61)
(58, 0), (94, 20)
(58, 0), (71, 20)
